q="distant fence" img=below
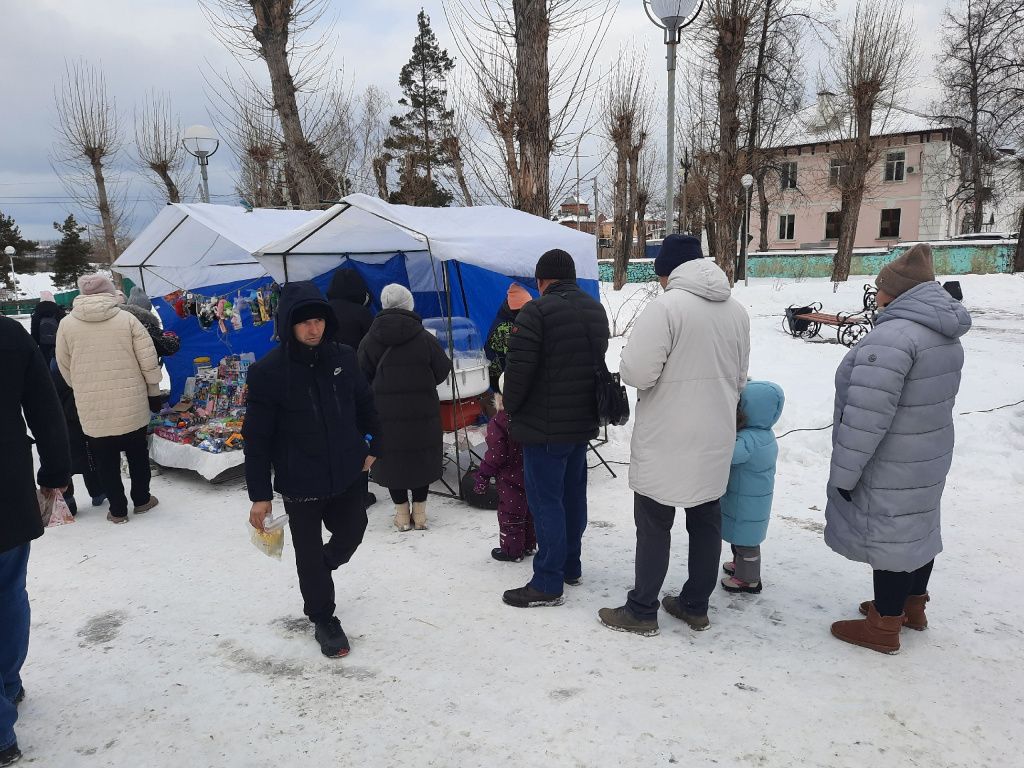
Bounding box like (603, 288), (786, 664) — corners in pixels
(0, 289), (79, 316)
(599, 241), (1016, 283)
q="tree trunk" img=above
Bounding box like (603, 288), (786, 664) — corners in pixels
(612, 145), (629, 290)
(153, 165), (180, 203)
(745, 0), (773, 176)
(89, 157), (118, 264)
(757, 175), (770, 251)
(251, 5), (319, 208)
(513, 0), (551, 218)
(832, 189), (863, 282)
(372, 156), (389, 200)
(712, 8), (750, 284)
(832, 94), (876, 283)
(444, 135), (474, 206)
(624, 147), (640, 282)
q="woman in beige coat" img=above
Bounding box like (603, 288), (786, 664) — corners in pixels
(56, 274), (163, 523)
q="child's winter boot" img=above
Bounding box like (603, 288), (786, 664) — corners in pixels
(412, 501), (428, 530)
(394, 503), (412, 532)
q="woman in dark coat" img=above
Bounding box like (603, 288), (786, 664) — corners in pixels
(29, 291), (66, 365)
(327, 268), (374, 350)
(358, 284), (451, 532)
(49, 359), (106, 514)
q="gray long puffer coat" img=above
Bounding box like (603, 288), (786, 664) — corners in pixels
(824, 281), (971, 572)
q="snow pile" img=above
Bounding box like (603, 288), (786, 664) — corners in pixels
(18, 274), (1024, 767)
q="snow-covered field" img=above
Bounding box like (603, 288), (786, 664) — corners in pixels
(19, 274), (1024, 767)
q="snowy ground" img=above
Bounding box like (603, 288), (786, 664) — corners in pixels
(19, 274), (1024, 767)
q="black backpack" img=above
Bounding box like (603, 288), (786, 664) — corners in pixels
(562, 296), (630, 428)
(38, 316), (59, 347)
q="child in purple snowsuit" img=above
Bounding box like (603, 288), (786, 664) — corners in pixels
(474, 404), (536, 562)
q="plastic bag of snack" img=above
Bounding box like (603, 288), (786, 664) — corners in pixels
(249, 515), (286, 560)
(39, 490), (75, 528)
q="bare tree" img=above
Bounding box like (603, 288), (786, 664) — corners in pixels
(53, 59), (124, 265)
(604, 54), (653, 289)
(134, 91), (189, 203)
(824, 0), (915, 282)
(707, 0), (759, 284)
(444, 0), (615, 216)
(937, 0), (1024, 235)
(200, 0), (332, 207)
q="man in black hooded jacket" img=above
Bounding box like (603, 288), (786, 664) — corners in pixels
(243, 281), (380, 658)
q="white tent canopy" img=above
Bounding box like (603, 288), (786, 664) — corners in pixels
(254, 193), (599, 283)
(113, 203), (320, 297)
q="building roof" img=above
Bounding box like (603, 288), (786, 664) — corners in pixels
(768, 101), (955, 151)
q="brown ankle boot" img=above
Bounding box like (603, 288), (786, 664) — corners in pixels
(858, 592), (929, 630)
(832, 604), (904, 654)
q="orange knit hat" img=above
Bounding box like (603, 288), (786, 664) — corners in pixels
(506, 283), (532, 311)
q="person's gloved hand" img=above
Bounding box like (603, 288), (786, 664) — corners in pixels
(837, 488), (853, 502)
(148, 396), (165, 414)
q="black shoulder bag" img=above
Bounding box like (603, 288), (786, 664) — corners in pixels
(564, 297), (630, 428)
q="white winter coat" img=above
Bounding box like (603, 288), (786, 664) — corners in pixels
(620, 260), (750, 508)
(56, 294), (162, 438)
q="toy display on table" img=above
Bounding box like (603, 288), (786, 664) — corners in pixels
(150, 352), (255, 453)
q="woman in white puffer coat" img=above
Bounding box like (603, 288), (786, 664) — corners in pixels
(56, 274), (163, 523)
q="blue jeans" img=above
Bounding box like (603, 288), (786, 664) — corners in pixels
(0, 543), (30, 750)
(523, 443), (588, 595)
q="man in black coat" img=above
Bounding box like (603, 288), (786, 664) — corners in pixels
(1, 317), (71, 766)
(327, 268), (374, 349)
(501, 249), (609, 608)
(243, 281), (380, 658)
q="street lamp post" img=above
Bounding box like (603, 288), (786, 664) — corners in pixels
(4, 245), (16, 300)
(182, 124), (220, 203)
(739, 173), (754, 287)
(644, 0), (704, 237)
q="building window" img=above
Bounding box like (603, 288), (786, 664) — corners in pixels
(829, 158), (846, 187)
(880, 208), (902, 238)
(825, 211), (843, 240)
(780, 161), (798, 190)
(778, 214), (796, 241)
(884, 150), (906, 182)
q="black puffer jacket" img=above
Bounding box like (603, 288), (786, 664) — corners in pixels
(243, 281), (380, 502)
(503, 280), (610, 444)
(328, 268), (374, 350)
(1, 317), (71, 553)
(358, 309), (452, 490)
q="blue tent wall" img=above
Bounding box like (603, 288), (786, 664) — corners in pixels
(153, 275), (278, 403)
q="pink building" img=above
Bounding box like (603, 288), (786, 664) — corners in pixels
(750, 104), (969, 251)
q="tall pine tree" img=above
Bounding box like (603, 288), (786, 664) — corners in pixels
(0, 211), (39, 288)
(52, 215), (93, 291)
(386, 10), (455, 207)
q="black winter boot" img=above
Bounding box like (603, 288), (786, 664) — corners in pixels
(0, 742), (22, 767)
(502, 584), (564, 608)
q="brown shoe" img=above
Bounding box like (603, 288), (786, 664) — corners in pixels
(133, 495), (159, 514)
(832, 604), (904, 654)
(858, 592), (929, 631)
(660, 595), (710, 631)
(107, 512), (130, 524)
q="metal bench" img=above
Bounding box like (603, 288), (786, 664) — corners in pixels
(784, 285), (878, 348)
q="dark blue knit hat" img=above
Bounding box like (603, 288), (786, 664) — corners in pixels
(654, 234), (703, 277)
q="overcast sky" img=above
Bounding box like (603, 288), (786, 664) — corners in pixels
(0, 0), (944, 242)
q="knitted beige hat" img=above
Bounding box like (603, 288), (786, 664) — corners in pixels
(876, 244), (935, 298)
(77, 273), (117, 296)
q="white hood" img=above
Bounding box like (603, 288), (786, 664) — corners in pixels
(71, 293), (121, 323)
(666, 259), (733, 302)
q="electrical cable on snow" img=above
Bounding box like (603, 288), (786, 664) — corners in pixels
(592, 397), (1024, 467)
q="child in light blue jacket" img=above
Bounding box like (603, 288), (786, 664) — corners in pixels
(720, 380), (785, 594)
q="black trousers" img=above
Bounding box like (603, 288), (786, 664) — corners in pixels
(389, 486), (428, 504)
(873, 560), (935, 617)
(285, 477), (368, 624)
(87, 427), (151, 518)
(626, 493), (723, 620)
